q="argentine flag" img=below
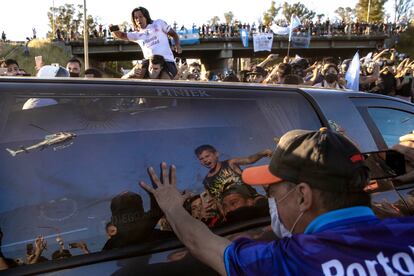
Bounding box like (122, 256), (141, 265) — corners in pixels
(345, 52), (361, 91)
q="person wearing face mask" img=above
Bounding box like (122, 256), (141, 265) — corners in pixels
(313, 64), (345, 89)
(139, 128), (414, 275)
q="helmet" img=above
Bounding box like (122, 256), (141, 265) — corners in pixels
(37, 65), (69, 77)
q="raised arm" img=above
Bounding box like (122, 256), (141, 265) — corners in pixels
(168, 29), (182, 54)
(230, 149), (273, 167)
(140, 163), (230, 275)
(110, 25), (129, 41)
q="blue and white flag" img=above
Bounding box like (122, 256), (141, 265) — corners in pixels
(289, 15), (301, 42)
(345, 52), (361, 91)
(291, 28), (311, 48)
(175, 28), (200, 45)
(240, 29), (249, 48)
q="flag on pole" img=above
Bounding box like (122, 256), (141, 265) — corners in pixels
(345, 52), (361, 91)
(240, 29), (249, 48)
(288, 15), (302, 42)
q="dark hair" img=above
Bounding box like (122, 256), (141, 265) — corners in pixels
(184, 195), (201, 214)
(277, 63), (291, 77)
(3, 59), (19, 67)
(84, 67), (103, 78)
(190, 62), (201, 68)
(223, 73), (240, 82)
(131, 7), (153, 31)
(222, 185), (255, 202)
(194, 144), (217, 156)
(322, 64), (339, 76)
(67, 58), (81, 67)
(283, 74), (303, 85)
(150, 55), (166, 66)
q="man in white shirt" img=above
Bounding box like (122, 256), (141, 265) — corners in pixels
(111, 7), (181, 77)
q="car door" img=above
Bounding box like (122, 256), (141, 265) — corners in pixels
(0, 81), (323, 275)
(351, 96), (414, 217)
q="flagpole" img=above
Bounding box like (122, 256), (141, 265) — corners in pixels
(287, 40), (291, 58)
(83, 0), (89, 69)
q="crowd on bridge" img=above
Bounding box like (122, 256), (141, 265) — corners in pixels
(45, 19), (409, 42)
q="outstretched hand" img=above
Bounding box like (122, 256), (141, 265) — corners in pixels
(140, 162), (190, 211)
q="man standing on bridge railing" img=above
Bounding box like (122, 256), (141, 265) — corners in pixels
(110, 6), (181, 78)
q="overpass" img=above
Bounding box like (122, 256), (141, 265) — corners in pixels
(68, 35), (388, 71)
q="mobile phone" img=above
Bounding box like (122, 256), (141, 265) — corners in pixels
(0, 68), (8, 75)
(35, 56), (43, 68)
(109, 25), (120, 32)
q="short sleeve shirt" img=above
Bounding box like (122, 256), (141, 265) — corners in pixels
(127, 19), (174, 62)
(224, 207), (414, 275)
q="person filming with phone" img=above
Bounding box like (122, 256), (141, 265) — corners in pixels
(110, 7), (181, 78)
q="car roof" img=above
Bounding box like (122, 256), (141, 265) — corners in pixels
(0, 77), (411, 104)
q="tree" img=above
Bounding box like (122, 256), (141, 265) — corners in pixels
(335, 7), (355, 23)
(394, 0), (414, 23)
(47, 4), (98, 39)
(209, 16), (220, 25)
(263, 1), (281, 26)
(282, 2), (316, 22)
(355, 0), (387, 23)
(224, 11), (234, 24)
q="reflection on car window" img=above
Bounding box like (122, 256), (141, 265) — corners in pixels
(368, 107), (414, 147)
(0, 92), (320, 270)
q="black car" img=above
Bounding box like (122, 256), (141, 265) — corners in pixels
(0, 78), (413, 275)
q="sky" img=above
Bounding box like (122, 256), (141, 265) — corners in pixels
(1, 0), (396, 41)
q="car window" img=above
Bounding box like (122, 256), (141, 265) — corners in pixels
(0, 91), (321, 270)
(367, 107), (414, 147)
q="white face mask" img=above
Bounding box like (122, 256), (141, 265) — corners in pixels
(268, 198), (292, 238)
(268, 187), (304, 239)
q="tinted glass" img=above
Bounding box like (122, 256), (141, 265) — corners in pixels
(0, 90), (320, 270)
(367, 107), (414, 147)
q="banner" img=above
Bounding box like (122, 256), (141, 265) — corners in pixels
(290, 29), (311, 48)
(345, 52), (361, 91)
(240, 28), (249, 48)
(253, 33), (274, 52)
(175, 28), (200, 45)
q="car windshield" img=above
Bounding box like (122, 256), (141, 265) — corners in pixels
(0, 88), (321, 269)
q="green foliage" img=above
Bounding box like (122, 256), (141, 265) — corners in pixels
(398, 25), (414, 57)
(224, 11), (234, 24)
(47, 4), (99, 39)
(263, 1), (281, 26)
(282, 2), (316, 21)
(0, 39), (72, 76)
(394, 0), (414, 22)
(355, 0), (387, 23)
(335, 7), (355, 23)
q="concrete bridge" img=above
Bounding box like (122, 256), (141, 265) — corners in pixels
(68, 35), (388, 71)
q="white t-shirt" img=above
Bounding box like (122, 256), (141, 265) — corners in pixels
(127, 19), (174, 62)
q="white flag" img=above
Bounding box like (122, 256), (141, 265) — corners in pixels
(289, 15), (302, 42)
(345, 52), (361, 91)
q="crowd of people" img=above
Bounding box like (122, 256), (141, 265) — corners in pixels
(0, 6), (414, 272)
(47, 19), (408, 42)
